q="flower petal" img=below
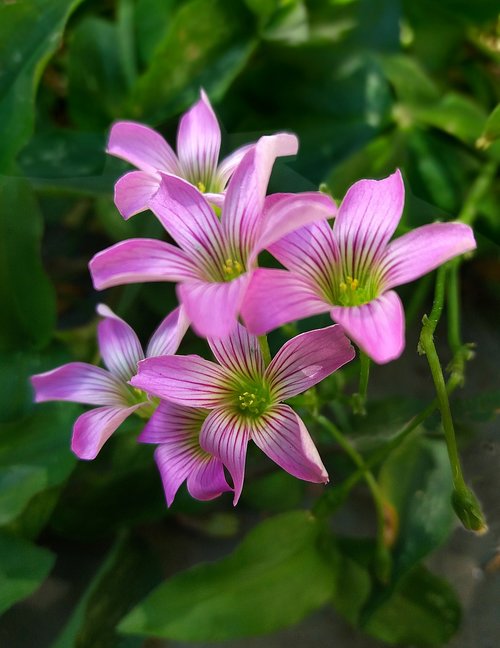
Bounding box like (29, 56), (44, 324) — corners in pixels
(380, 222), (477, 290)
(89, 238), (199, 290)
(71, 404), (141, 460)
(146, 305), (190, 358)
(216, 142), (255, 188)
(187, 456), (232, 502)
(130, 355), (233, 407)
(31, 363), (126, 406)
(139, 401), (208, 444)
(200, 407), (250, 505)
(251, 404), (328, 484)
(241, 269), (329, 335)
(114, 171), (160, 219)
(331, 290), (405, 364)
(265, 324), (355, 400)
(96, 304), (144, 381)
(177, 90), (221, 188)
(208, 322), (264, 380)
(178, 273), (251, 339)
(107, 121), (179, 174)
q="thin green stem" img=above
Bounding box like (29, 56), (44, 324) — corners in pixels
(352, 350), (371, 415)
(458, 160), (497, 226)
(257, 335), (271, 366)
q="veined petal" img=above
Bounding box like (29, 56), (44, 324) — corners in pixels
(380, 222), (477, 290)
(96, 304), (144, 381)
(89, 238), (199, 290)
(187, 456), (232, 502)
(266, 325), (355, 400)
(130, 355), (233, 407)
(71, 404), (142, 460)
(200, 407), (250, 505)
(250, 404), (328, 484)
(331, 290), (405, 364)
(139, 401), (208, 444)
(107, 121), (179, 174)
(208, 322), (264, 380)
(177, 90), (221, 188)
(241, 269), (329, 335)
(31, 363), (126, 406)
(146, 305), (190, 358)
(178, 273), (250, 339)
(216, 142), (255, 188)
(333, 170), (405, 278)
(114, 171), (160, 219)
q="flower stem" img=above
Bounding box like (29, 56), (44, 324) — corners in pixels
(458, 160), (497, 226)
(258, 335), (272, 366)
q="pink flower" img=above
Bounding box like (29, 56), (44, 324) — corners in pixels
(107, 89), (254, 217)
(130, 324), (355, 504)
(30, 305), (188, 460)
(90, 136), (336, 338)
(242, 170), (477, 364)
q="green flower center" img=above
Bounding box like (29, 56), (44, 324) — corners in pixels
(234, 381), (271, 418)
(336, 275), (374, 307)
(125, 386), (159, 419)
(222, 258), (245, 281)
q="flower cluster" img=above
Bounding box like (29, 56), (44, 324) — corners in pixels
(31, 90), (476, 507)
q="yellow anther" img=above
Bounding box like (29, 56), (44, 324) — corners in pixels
(339, 282), (347, 293)
(223, 258), (243, 279)
(351, 278), (359, 290)
(346, 275), (353, 283)
(197, 181), (206, 193)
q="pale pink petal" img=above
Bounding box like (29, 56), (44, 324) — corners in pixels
(187, 457), (232, 502)
(177, 90), (221, 187)
(139, 401), (208, 444)
(208, 322), (264, 380)
(130, 355), (233, 407)
(203, 192), (225, 208)
(107, 121), (179, 174)
(154, 444), (199, 507)
(114, 171), (160, 219)
(216, 142), (255, 188)
(200, 407), (250, 505)
(71, 404), (142, 460)
(331, 290), (405, 364)
(178, 273), (251, 339)
(380, 222), (477, 290)
(146, 306), (190, 358)
(250, 404), (328, 484)
(241, 269), (329, 335)
(96, 304), (144, 381)
(31, 363), (126, 406)
(89, 238), (200, 290)
(265, 325), (355, 400)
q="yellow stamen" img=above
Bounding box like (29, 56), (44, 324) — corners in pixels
(197, 181), (206, 193)
(339, 282), (347, 293)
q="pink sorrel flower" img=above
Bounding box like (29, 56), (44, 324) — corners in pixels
(130, 323), (355, 504)
(108, 89), (254, 217)
(139, 402), (232, 506)
(31, 305), (188, 459)
(242, 170), (476, 363)
(90, 135), (337, 339)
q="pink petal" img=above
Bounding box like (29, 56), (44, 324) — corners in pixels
(177, 90), (221, 187)
(89, 238), (199, 290)
(178, 273), (251, 339)
(331, 290), (405, 364)
(146, 305), (190, 358)
(114, 171), (160, 219)
(187, 456), (232, 502)
(216, 142), (255, 188)
(154, 444), (199, 507)
(265, 324), (355, 400)
(31, 363), (126, 406)
(139, 401), (208, 444)
(380, 222), (477, 290)
(72, 404), (142, 460)
(96, 304), (144, 381)
(208, 322), (264, 380)
(241, 268), (329, 335)
(200, 407), (250, 505)
(107, 121), (179, 174)
(130, 355), (233, 407)
(250, 404), (328, 484)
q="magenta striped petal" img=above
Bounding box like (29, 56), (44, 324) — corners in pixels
(96, 304), (144, 381)
(265, 324), (355, 400)
(107, 121), (179, 175)
(154, 444), (200, 507)
(146, 306), (190, 358)
(241, 269), (329, 335)
(200, 407), (250, 505)
(72, 404), (142, 460)
(113, 171), (160, 219)
(187, 456), (232, 502)
(331, 290), (405, 364)
(380, 222), (477, 290)
(139, 401), (208, 444)
(208, 322), (264, 380)
(89, 238), (199, 290)
(250, 405), (328, 484)
(216, 142), (255, 188)
(178, 273), (251, 339)
(31, 363), (126, 406)
(130, 355), (233, 407)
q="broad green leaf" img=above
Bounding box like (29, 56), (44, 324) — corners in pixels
(135, 0), (175, 67)
(119, 511), (335, 641)
(0, 530), (54, 615)
(414, 93), (487, 144)
(246, 0), (309, 44)
(241, 470), (304, 512)
(0, 465), (46, 526)
(477, 103), (500, 149)
(379, 54), (440, 106)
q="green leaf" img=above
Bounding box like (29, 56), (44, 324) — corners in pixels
(414, 93), (487, 144)
(135, 0), (175, 67)
(241, 470), (304, 512)
(0, 530), (54, 615)
(119, 511), (335, 641)
(379, 54), (440, 106)
(0, 0), (83, 172)
(0, 465), (46, 526)
(477, 103), (500, 149)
